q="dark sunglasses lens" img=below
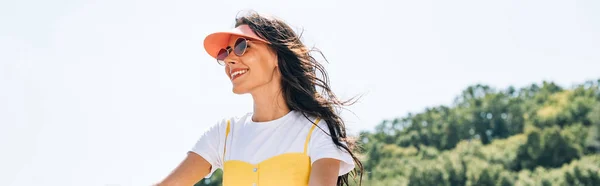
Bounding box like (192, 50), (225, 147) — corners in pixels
(233, 38), (247, 56)
(216, 48), (228, 64)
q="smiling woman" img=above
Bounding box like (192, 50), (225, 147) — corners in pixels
(156, 11), (363, 186)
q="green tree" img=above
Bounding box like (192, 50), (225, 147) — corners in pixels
(194, 170), (223, 186)
(586, 103), (600, 153)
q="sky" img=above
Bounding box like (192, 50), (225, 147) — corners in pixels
(1, 0), (599, 185)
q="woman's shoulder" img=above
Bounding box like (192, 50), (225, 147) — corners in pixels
(287, 112), (330, 133)
(217, 112), (253, 125)
(203, 113), (252, 131)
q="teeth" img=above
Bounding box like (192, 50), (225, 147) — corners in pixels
(231, 70), (247, 79)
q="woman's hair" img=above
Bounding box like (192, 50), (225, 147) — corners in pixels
(234, 11), (364, 186)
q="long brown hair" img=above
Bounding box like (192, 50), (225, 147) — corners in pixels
(234, 11), (364, 186)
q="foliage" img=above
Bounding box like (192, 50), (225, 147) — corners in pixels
(194, 170), (222, 186)
(355, 79), (600, 186)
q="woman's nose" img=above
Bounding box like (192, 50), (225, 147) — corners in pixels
(224, 54), (239, 66)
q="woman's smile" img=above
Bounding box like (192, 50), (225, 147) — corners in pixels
(230, 68), (249, 81)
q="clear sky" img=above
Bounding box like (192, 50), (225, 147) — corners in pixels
(1, 0), (599, 185)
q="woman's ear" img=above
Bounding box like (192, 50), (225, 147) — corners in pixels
(270, 49), (278, 67)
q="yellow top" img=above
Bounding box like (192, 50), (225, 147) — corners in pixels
(221, 118), (320, 186)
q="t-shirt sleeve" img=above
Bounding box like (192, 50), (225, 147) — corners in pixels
(189, 118), (227, 178)
(308, 120), (356, 176)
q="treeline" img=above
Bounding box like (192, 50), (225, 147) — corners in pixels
(195, 79), (600, 186)
(354, 79), (600, 186)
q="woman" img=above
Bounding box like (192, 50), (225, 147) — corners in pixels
(157, 11), (363, 186)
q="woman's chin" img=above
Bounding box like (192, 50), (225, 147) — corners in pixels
(232, 87), (250, 94)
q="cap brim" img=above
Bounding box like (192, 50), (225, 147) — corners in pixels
(203, 25), (270, 59)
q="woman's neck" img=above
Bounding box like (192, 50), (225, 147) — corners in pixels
(250, 84), (290, 123)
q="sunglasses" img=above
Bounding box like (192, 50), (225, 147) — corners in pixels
(216, 37), (252, 66)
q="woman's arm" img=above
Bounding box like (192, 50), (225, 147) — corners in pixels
(155, 152), (212, 186)
(308, 158), (341, 186)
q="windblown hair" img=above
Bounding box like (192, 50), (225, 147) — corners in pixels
(234, 11), (364, 186)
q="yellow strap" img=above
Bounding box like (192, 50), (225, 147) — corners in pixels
(223, 120), (231, 160)
(303, 118), (321, 154)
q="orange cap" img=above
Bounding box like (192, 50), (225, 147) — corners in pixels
(203, 24), (271, 59)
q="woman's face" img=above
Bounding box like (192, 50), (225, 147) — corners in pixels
(223, 36), (279, 94)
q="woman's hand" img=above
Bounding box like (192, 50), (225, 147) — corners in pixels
(155, 152), (212, 186)
(308, 158), (341, 186)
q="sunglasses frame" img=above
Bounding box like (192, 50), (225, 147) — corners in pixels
(216, 37), (253, 66)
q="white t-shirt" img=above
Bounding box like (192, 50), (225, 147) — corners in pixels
(190, 110), (355, 178)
